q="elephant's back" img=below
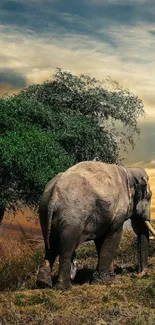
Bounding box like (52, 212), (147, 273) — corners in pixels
(56, 161), (127, 202)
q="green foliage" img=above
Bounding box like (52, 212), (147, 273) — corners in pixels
(0, 68), (145, 213)
(23, 68), (145, 149)
(0, 127), (73, 208)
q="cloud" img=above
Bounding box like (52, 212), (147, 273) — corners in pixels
(1, 0), (27, 12)
(88, 0), (151, 4)
(0, 22), (155, 117)
(120, 119), (155, 168)
(0, 69), (26, 87)
(0, 0), (155, 117)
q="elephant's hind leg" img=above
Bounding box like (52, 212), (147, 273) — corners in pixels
(93, 227), (123, 284)
(37, 243), (58, 289)
(56, 224), (81, 290)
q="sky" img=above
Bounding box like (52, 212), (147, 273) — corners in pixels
(0, 0), (155, 228)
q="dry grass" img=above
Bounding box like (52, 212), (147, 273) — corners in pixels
(1, 230), (155, 324)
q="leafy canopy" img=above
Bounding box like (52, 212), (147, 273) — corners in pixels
(0, 68), (145, 215)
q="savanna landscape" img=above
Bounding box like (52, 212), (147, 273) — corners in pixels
(0, 68), (155, 325)
(1, 227), (155, 325)
(1, 0), (155, 323)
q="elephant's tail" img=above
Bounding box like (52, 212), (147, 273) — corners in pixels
(46, 197), (57, 250)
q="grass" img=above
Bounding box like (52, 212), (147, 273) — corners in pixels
(1, 230), (155, 324)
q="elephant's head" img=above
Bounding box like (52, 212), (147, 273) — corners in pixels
(133, 172), (151, 220)
(127, 167), (154, 274)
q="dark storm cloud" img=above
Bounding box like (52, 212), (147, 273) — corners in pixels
(0, 69), (26, 87)
(1, 0), (155, 47)
(1, 0), (27, 12)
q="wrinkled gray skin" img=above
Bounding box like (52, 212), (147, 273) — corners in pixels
(37, 161), (152, 290)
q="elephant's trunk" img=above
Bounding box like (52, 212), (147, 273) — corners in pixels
(145, 221), (155, 236)
(132, 219), (150, 273)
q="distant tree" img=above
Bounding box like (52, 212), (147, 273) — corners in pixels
(23, 68), (145, 150)
(0, 68), (145, 219)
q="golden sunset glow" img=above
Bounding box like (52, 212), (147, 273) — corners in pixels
(146, 169), (155, 219)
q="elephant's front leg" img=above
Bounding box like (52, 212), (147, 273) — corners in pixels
(93, 227), (123, 284)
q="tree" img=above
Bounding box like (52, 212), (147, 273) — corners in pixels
(0, 68), (145, 218)
(0, 97), (74, 216)
(23, 68), (145, 150)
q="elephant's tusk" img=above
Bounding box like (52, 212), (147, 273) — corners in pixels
(145, 221), (155, 236)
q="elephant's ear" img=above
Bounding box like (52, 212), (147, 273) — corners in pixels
(134, 175), (148, 199)
(134, 175), (147, 186)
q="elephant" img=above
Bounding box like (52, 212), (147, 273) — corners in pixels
(36, 161), (154, 290)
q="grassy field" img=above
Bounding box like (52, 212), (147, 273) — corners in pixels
(1, 230), (155, 325)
